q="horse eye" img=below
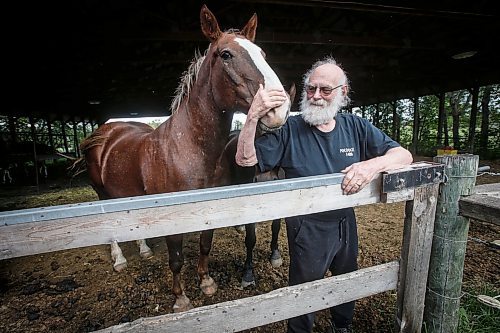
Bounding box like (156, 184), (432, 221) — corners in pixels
(220, 50), (232, 60)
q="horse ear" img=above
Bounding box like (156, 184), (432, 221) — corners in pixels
(200, 5), (222, 42)
(241, 13), (258, 42)
(288, 83), (297, 104)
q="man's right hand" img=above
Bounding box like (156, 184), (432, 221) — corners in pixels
(247, 84), (288, 122)
(236, 84), (287, 167)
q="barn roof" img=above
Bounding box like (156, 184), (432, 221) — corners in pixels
(4, 0), (500, 123)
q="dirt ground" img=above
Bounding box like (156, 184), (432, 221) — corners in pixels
(0, 157), (498, 333)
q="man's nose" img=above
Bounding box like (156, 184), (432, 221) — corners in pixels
(313, 89), (322, 99)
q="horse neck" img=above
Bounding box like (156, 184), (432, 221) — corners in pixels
(158, 79), (233, 157)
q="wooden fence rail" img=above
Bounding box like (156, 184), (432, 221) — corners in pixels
(0, 162), (446, 332)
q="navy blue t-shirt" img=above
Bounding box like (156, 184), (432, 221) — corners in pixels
(255, 113), (400, 220)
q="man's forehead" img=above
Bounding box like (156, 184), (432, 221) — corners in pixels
(311, 66), (340, 81)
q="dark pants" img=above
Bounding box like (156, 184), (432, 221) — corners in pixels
(286, 209), (358, 333)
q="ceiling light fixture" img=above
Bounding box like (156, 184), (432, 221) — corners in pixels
(451, 51), (477, 60)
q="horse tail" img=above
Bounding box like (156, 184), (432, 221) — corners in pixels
(79, 132), (107, 153)
(68, 132), (107, 178)
(67, 156), (87, 178)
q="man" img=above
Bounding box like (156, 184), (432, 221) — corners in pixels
(236, 57), (413, 333)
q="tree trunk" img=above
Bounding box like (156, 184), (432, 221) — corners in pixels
(28, 116), (40, 188)
(61, 121), (69, 154)
(72, 119), (80, 158)
(392, 101), (400, 141)
(479, 87), (491, 152)
(47, 118), (55, 150)
(8, 116), (17, 143)
(437, 93), (445, 147)
(467, 86), (479, 153)
(359, 106), (365, 118)
(411, 97), (420, 155)
(449, 93), (461, 150)
(374, 103), (380, 127)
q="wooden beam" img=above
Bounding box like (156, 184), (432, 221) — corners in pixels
(96, 261), (399, 333)
(459, 183), (500, 226)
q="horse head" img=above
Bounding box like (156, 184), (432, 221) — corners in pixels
(200, 5), (291, 130)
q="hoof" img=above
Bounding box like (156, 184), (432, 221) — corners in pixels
(241, 279), (256, 288)
(113, 260), (128, 272)
(200, 276), (217, 296)
(270, 250), (283, 268)
(234, 225), (245, 234)
(172, 294), (193, 313)
(242, 269), (255, 288)
(139, 249), (154, 259)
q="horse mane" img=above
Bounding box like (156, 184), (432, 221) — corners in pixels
(170, 49), (207, 114)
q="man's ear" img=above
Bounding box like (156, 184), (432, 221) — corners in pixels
(342, 85), (349, 96)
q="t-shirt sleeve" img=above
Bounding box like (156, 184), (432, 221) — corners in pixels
(255, 127), (288, 173)
(362, 118), (400, 159)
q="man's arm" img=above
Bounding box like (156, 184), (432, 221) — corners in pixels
(235, 84), (287, 167)
(341, 146), (413, 195)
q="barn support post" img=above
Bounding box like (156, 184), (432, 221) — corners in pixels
(423, 154), (479, 333)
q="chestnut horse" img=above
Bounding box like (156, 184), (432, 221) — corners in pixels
(80, 5), (291, 312)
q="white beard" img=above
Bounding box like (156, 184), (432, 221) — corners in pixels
(300, 90), (342, 126)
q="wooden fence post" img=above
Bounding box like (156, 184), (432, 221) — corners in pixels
(423, 154), (479, 332)
(396, 183), (440, 333)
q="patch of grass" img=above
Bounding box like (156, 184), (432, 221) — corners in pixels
(0, 185), (97, 211)
(458, 284), (500, 333)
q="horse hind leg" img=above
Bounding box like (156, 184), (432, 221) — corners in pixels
(136, 239), (153, 259)
(269, 219), (283, 268)
(111, 240), (128, 272)
(242, 223), (257, 288)
(198, 230), (217, 296)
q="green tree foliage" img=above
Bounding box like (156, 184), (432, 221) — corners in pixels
(353, 84), (499, 158)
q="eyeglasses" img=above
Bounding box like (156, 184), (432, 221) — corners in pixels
(305, 84), (344, 97)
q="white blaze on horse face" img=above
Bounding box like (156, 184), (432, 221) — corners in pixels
(235, 37), (291, 128)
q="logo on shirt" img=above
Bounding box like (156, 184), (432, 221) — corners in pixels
(339, 147), (355, 157)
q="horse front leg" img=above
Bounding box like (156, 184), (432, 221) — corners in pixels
(166, 234), (192, 312)
(270, 219), (283, 268)
(198, 230), (217, 296)
(110, 240), (127, 272)
(242, 223), (257, 287)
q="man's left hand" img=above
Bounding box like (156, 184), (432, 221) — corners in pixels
(341, 161), (378, 195)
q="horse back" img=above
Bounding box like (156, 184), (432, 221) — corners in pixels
(81, 122), (154, 198)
